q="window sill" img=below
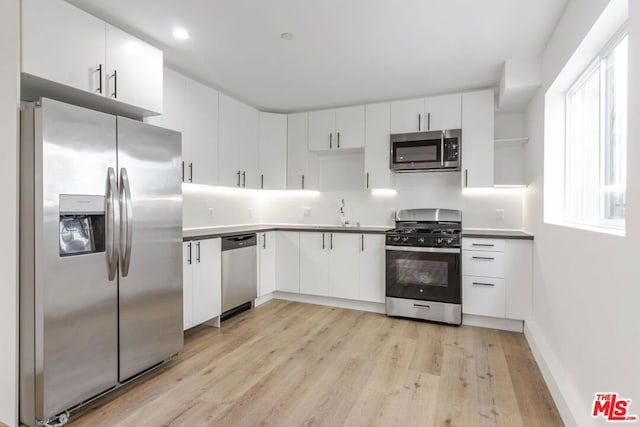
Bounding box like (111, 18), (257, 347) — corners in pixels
(544, 220), (626, 237)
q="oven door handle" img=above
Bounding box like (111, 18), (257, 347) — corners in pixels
(385, 245), (461, 254)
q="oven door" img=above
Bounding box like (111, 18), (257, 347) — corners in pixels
(390, 131), (443, 171)
(385, 246), (461, 304)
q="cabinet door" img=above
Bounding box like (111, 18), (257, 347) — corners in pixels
(276, 232), (300, 293)
(192, 239), (222, 325)
(105, 24), (163, 113)
(359, 234), (386, 303)
(308, 109), (335, 152)
(259, 113), (287, 190)
(183, 242), (194, 330)
(287, 113), (318, 190)
(258, 232), (277, 296)
(390, 98), (425, 133)
(218, 94), (246, 187)
(461, 89), (494, 188)
(328, 233), (360, 300)
(335, 105), (365, 149)
(300, 232), (330, 296)
(364, 103), (394, 189)
(462, 276), (506, 318)
(22, 0), (106, 94)
(182, 78), (219, 186)
(504, 240), (533, 320)
(424, 93), (462, 131)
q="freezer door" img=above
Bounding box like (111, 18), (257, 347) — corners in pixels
(116, 117), (183, 381)
(29, 99), (119, 421)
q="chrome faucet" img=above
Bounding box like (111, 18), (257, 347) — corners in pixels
(339, 199), (349, 226)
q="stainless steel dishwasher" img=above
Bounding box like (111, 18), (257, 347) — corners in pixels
(221, 233), (257, 320)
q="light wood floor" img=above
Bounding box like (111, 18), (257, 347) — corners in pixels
(68, 300), (562, 427)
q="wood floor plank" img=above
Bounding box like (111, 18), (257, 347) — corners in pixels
(67, 301), (563, 427)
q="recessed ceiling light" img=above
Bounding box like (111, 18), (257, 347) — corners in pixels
(173, 28), (190, 40)
(280, 32), (294, 41)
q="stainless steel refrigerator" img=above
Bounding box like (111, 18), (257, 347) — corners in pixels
(20, 98), (183, 427)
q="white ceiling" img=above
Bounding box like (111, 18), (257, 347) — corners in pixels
(66, 0), (567, 112)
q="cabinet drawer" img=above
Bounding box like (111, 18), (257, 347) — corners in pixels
(462, 251), (504, 278)
(462, 238), (504, 252)
(462, 276), (505, 318)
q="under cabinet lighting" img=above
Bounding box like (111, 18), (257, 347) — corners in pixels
(461, 187), (527, 195)
(182, 183), (319, 197)
(371, 189), (397, 196)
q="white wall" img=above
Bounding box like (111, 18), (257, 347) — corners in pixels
(0, 0), (20, 425)
(523, 1), (639, 426)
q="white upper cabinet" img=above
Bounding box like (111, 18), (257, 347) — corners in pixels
(364, 102), (394, 190)
(424, 93), (462, 131)
(259, 112), (287, 190)
(308, 106), (365, 152)
(219, 94), (260, 188)
(22, 0), (105, 94)
(390, 98), (424, 133)
(21, 0), (163, 116)
(461, 89), (495, 188)
(105, 25), (163, 113)
(287, 113), (319, 190)
(391, 94), (461, 133)
(146, 68), (218, 186)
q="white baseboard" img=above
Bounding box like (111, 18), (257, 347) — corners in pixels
(254, 293), (274, 307)
(462, 314), (523, 332)
(272, 291), (386, 314)
(524, 320), (584, 427)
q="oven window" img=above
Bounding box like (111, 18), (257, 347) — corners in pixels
(396, 259), (448, 287)
(395, 143), (438, 163)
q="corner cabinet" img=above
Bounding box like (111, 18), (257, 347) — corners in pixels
(259, 113), (287, 190)
(183, 239), (222, 330)
(21, 0), (163, 116)
(287, 113), (319, 190)
(461, 89), (495, 188)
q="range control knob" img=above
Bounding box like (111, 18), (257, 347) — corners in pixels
(401, 236), (410, 243)
(393, 236), (401, 242)
(418, 237), (425, 244)
(446, 238), (454, 245)
(436, 237), (444, 245)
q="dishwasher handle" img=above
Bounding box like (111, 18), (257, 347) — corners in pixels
(222, 233), (257, 251)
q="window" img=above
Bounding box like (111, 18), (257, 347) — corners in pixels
(564, 32), (628, 230)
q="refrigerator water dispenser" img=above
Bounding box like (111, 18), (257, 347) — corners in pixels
(59, 194), (105, 256)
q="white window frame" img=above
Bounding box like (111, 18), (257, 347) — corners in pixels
(563, 27), (628, 231)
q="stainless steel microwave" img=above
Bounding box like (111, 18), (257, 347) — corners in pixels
(390, 129), (461, 172)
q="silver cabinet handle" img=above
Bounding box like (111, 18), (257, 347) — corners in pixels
(330, 233), (333, 250)
(329, 133), (333, 149)
(472, 282), (495, 287)
(471, 243), (495, 247)
(119, 168), (133, 277)
(110, 70), (117, 98)
(322, 233), (325, 249)
(181, 161), (185, 182)
(189, 162), (193, 183)
(95, 64), (103, 94)
(465, 169), (469, 187)
(472, 256), (495, 260)
(427, 112), (431, 130)
(242, 171), (246, 187)
(418, 114), (421, 131)
(237, 170), (241, 187)
(302, 174), (305, 189)
(440, 131), (445, 166)
(337, 132), (340, 148)
(261, 174), (264, 189)
(106, 167), (119, 281)
(187, 242), (192, 265)
(361, 234), (364, 252)
(366, 172), (370, 189)
(196, 241), (201, 263)
(414, 303), (430, 310)
(262, 233), (266, 249)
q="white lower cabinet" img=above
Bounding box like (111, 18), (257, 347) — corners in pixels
(328, 233), (360, 300)
(299, 232), (329, 296)
(462, 237), (532, 321)
(276, 232), (300, 293)
(183, 238), (222, 330)
(359, 234), (386, 303)
(258, 232), (277, 297)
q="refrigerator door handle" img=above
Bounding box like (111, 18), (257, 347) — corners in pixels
(119, 167), (134, 277)
(106, 167), (119, 281)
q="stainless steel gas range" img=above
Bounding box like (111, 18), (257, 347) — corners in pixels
(385, 208), (462, 325)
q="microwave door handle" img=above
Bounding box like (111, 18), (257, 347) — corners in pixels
(440, 132), (445, 166)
